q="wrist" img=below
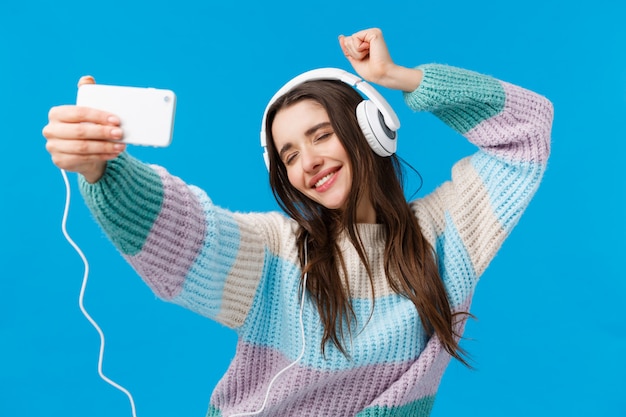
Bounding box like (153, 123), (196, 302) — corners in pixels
(81, 162), (107, 184)
(379, 65), (423, 92)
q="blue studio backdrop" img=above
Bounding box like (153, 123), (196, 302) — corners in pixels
(1, 1), (625, 416)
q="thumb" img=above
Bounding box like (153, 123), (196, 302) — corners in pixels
(338, 35), (350, 58)
(77, 75), (96, 88)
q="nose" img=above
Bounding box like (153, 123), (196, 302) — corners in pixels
(300, 148), (323, 173)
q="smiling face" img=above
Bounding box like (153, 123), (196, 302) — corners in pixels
(271, 99), (376, 222)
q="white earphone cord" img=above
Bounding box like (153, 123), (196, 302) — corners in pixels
(61, 167), (306, 417)
(229, 262), (309, 417)
(60, 168), (138, 417)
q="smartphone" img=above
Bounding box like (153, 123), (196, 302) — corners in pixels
(76, 84), (176, 147)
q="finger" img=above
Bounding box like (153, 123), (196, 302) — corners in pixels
(338, 35), (352, 58)
(356, 40), (370, 53)
(347, 36), (368, 59)
(351, 28), (388, 58)
(351, 27), (382, 44)
(49, 150), (117, 174)
(48, 105), (120, 126)
(364, 30), (388, 56)
(78, 75), (96, 87)
(46, 136), (123, 175)
(339, 35), (368, 61)
(46, 137), (126, 159)
(43, 119), (123, 141)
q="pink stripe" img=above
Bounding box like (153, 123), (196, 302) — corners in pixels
(212, 343), (412, 416)
(212, 298), (473, 416)
(368, 296), (472, 409)
(466, 82), (552, 164)
(126, 167), (206, 299)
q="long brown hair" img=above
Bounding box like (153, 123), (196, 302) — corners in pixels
(264, 79), (469, 364)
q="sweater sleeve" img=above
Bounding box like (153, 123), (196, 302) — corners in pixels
(78, 152), (296, 329)
(405, 64), (553, 307)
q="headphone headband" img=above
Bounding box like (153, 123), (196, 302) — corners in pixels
(260, 67), (400, 169)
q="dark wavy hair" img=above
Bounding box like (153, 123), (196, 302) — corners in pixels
(264, 79), (469, 364)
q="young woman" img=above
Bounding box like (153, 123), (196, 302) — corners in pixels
(43, 28), (553, 416)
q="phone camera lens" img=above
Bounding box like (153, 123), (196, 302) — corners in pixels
(164, 95), (171, 103)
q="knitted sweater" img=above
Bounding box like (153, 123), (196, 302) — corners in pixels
(79, 64), (553, 416)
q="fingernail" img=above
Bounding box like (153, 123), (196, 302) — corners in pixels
(113, 143), (126, 151)
(111, 128), (123, 138)
(108, 116), (121, 125)
(77, 75), (96, 87)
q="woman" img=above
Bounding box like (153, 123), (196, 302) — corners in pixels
(43, 28), (553, 416)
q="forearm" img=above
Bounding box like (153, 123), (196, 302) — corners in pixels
(376, 64), (423, 92)
(403, 64), (553, 162)
(79, 153), (167, 256)
(77, 153), (289, 329)
(78, 153), (210, 303)
(410, 64), (553, 284)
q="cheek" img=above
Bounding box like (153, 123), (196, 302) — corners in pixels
(286, 168), (303, 191)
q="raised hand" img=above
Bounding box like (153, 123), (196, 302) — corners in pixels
(339, 28), (422, 92)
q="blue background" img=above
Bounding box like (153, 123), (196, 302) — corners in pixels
(1, 0), (625, 416)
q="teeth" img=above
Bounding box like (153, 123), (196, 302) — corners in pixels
(315, 173), (334, 188)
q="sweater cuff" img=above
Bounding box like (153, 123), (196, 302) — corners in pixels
(402, 64), (506, 134)
(78, 152), (165, 256)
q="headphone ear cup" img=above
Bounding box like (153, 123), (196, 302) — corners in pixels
(356, 100), (397, 157)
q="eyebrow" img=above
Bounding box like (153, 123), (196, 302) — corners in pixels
(304, 121), (332, 137)
(278, 122), (332, 161)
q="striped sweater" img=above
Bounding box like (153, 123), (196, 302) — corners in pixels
(79, 64), (553, 416)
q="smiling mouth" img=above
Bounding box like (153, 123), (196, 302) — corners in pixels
(314, 172), (335, 189)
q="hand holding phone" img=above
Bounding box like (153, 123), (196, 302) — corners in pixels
(76, 84), (176, 147)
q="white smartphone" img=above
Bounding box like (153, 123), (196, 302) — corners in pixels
(76, 84), (176, 147)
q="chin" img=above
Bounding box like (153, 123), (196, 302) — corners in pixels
(309, 193), (348, 211)
(320, 200), (347, 211)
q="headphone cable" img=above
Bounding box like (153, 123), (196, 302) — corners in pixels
(60, 168), (138, 417)
(229, 249), (309, 417)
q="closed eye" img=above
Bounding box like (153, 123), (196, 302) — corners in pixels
(285, 151), (298, 165)
(314, 132), (332, 142)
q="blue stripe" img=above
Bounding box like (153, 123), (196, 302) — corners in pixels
(471, 151), (545, 232)
(172, 186), (240, 320)
(240, 251), (429, 370)
(436, 212), (477, 308)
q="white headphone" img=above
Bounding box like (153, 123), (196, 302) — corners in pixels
(259, 68), (400, 170)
